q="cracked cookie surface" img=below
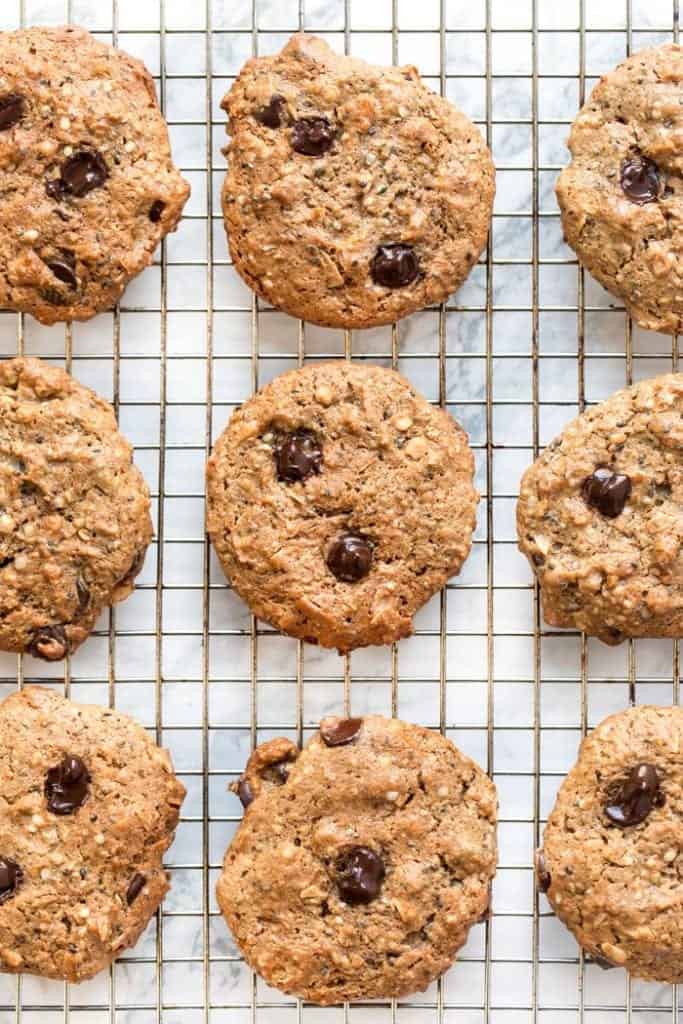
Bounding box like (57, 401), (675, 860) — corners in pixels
(206, 361), (478, 652)
(539, 706), (683, 982)
(0, 25), (189, 324)
(0, 357), (153, 661)
(557, 43), (683, 334)
(517, 373), (683, 644)
(0, 686), (185, 981)
(221, 33), (494, 328)
(217, 715), (497, 1004)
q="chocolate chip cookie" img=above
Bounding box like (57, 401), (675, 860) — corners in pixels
(517, 373), (683, 645)
(206, 362), (479, 652)
(538, 705), (683, 982)
(221, 33), (494, 328)
(557, 43), (683, 334)
(0, 357), (153, 661)
(218, 715), (497, 1003)
(0, 25), (189, 324)
(0, 686), (185, 981)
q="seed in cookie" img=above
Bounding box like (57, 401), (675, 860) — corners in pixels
(255, 94), (286, 128)
(126, 873), (146, 905)
(320, 716), (363, 747)
(0, 93), (24, 130)
(371, 244), (420, 289)
(275, 430), (323, 483)
(28, 624), (69, 661)
(335, 846), (385, 905)
(50, 150), (109, 199)
(620, 154), (661, 205)
(605, 763), (664, 828)
(0, 858), (22, 904)
(149, 200), (165, 222)
(45, 754), (90, 815)
(326, 533), (373, 582)
(46, 251), (77, 288)
(581, 466), (632, 518)
(291, 116), (335, 156)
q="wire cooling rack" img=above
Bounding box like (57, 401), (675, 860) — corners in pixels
(2, 0), (683, 1020)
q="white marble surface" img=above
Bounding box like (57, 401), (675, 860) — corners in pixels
(0, 0), (682, 1021)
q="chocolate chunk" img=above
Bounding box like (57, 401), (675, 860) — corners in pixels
(0, 858), (21, 904)
(118, 548), (146, 587)
(535, 848), (551, 893)
(291, 117), (335, 156)
(48, 150), (108, 200)
(620, 154), (661, 205)
(272, 760), (290, 784)
(28, 624), (68, 661)
(126, 873), (146, 905)
(582, 467), (632, 518)
(320, 717), (362, 747)
(237, 778), (254, 808)
(76, 577), (90, 612)
(45, 754), (90, 815)
(255, 94), (286, 129)
(149, 200), (165, 223)
(605, 763), (664, 827)
(46, 250), (77, 288)
(335, 846), (385, 905)
(371, 244), (420, 288)
(275, 430), (322, 483)
(0, 94), (25, 131)
(326, 533), (373, 582)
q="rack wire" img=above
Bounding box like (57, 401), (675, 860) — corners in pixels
(1, 0), (683, 1021)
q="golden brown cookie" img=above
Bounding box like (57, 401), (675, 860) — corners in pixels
(218, 715), (497, 1003)
(0, 25), (189, 324)
(221, 33), (494, 328)
(206, 362), (479, 652)
(0, 686), (185, 981)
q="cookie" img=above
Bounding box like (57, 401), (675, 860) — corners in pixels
(517, 373), (683, 645)
(217, 715), (497, 1003)
(556, 43), (683, 334)
(221, 33), (494, 329)
(0, 357), (153, 661)
(0, 25), (189, 324)
(206, 362), (479, 652)
(538, 705), (683, 982)
(0, 686), (185, 981)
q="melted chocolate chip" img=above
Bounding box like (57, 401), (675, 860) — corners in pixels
(46, 250), (77, 288)
(320, 717), (362, 747)
(582, 466), (632, 518)
(149, 200), (165, 223)
(76, 577), (90, 612)
(620, 155), (662, 205)
(535, 849), (551, 893)
(275, 430), (323, 483)
(291, 117), (335, 156)
(0, 858), (21, 904)
(47, 150), (108, 200)
(326, 533), (373, 582)
(272, 760), (290, 784)
(28, 624), (68, 661)
(126, 873), (146, 905)
(605, 763), (664, 828)
(45, 754), (90, 815)
(237, 778), (254, 808)
(255, 94), (286, 129)
(370, 244), (420, 288)
(335, 846), (385, 905)
(0, 94), (25, 131)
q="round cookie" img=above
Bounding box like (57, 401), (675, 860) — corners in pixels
(218, 715), (497, 1003)
(0, 686), (185, 981)
(206, 361), (479, 652)
(221, 33), (494, 329)
(557, 43), (683, 335)
(517, 373), (683, 645)
(538, 705), (683, 982)
(0, 357), (153, 661)
(0, 25), (189, 324)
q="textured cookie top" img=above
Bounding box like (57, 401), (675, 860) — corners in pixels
(0, 686), (185, 982)
(221, 33), (494, 329)
(540, 705), (683, 982)
(0, 25), (189, 324)
(0, 357), (153, 660)
(517, 373), (683, 644)
(217, 715), (497, 1003)
(206, 362), (478, 652)
(557, 43), (683, 334)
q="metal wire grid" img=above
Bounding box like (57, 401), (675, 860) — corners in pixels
(1, 0), (683, 1021)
